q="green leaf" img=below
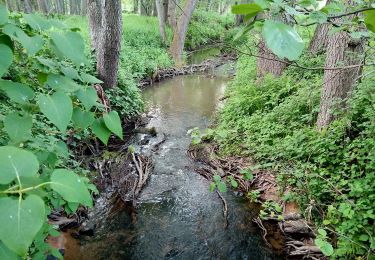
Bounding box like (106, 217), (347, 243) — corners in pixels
(72, 108), (95, 129)
(46, 74), (81, 92)
(60, 66), (80, 80)
(0, 80), (34, 104)
(0, 4), (8, 25)
(262, 20), (304, 61)
(0, 44), (13, 77)
(318, 228), (327, 237)
(231, 3), (262, 15)
(233, 23), (254, 41)
(23, 13), (51, 31)
(0, 195), (45, 256)
(80, 73), (103, 84)
(51, 169), (92, 207)
(4, 113), (32, 143)
(50, 31), (88, 66)
(76, 86), (98, 110)
(103, 111), (123, 139)
(0, 242), (17, 260)
(217, 181), (227, 193)
(2, 24), (44, 56)
(38, 92), (73, 133)
(0, 146), (39, 185)
(209, 182), (216, 192)
(91, 118), (111, 145)
(359, 234), (369, 241)
(230, 179), (238, 188)
(364, 10), (375, 33)
(213, 175), (221, 182)
(315, 238), (334, 256)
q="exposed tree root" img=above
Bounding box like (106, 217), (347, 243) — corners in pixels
(216, 190), (228, 229)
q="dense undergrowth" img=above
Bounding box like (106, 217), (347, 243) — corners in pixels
(213, 52), (375, 257)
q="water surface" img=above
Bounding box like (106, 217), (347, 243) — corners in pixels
(65, 71), (278, 260)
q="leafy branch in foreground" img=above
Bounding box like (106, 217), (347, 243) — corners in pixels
(0, 5), (123, 258)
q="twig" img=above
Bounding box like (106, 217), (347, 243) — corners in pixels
(216, 190), (228, 229)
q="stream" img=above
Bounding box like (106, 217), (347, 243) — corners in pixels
(64, 57), (280, 259)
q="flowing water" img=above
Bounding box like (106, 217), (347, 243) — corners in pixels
(64, 62), (280, 260)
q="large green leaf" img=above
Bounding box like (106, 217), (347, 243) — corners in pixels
(46, 74), (81, 92)
(38, 92), (73, 133)
(60, 66), (80, 80)
(0, 44), (13, 77)
(0, 146), (39, 185)
(231, 3), (262, 15)
(91, 118), (111, 145)
(0, 195), (45, 256)
(0, 242), (17, 260)
(103, 111), (123, 139)
(72, 108), (95, 129)
(2, 24), (44, 56)
(0, 4), (8, 25)
(50, 31), (88, 66)
(364, 10), (375, 33)
(51, 169), (92, 207)
(23, 13), (51, 31)
(0, 80), (34, 104)
(262, 20), (304, 61)
(80, 73), (103, 84)
(4, 113), (32, 143)
(76, 86), (98, 110)
(315, 238), (334, 256)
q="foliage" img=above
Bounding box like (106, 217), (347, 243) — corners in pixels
(0, 8), (122, 257)
(186, 10), (235, 50)
(231, 0), (375, 60)
(214, 51), (375, 257)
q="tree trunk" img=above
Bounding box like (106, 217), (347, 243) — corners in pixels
(87, 0), (102, 51)
(96, 0), (122, 89)
(256, 39), (288, 78)
(155, 0), (166, 43)
(308, 0), (332, 55)
(309, 23), (330, 55)
(169, 0), (196, 66)
(133, 0), (138, 13)
(6, 0), (15, 11)
(23, 0), (33, 13)
(167, 0), (177, 30)
(37, 0), (48, 14)
(316, 2), (365, 130)
(81, 0), (87, 15)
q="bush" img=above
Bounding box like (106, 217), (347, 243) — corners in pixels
(214, 51), (375, 257)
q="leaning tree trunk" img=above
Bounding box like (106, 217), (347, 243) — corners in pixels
(169, 0), (197, 66)
(96, 0), (122, 89)
(155, 0), (166, 43)
(87, 0), (102, 51)
(316, 3), (365, 130)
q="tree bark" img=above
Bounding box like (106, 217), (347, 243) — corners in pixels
(169, 0), (196, 66)
(309, 23), (330, 55)
(87, 0), (102, 51)
(155, 0), (166, 43)
(81, 0), (87, 15)
(316, 2), (365, 130)
(37, 0), (48, 14)
(23, 0), (33, 13)
(96, 0), (122, 89)
(167, 0), (177, 30)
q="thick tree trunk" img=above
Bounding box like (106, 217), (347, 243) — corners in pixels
(87, 0), (102, 51)
(155, 0), (166, 43)
(309, 23), (330, 55)
(81, 0), (87, 15)
(6, 0), (15, 11)
(256, 13), (288, 78)
(169, 0), (196, 66)
(316, 2), (365, 130)
(96, 0), (122, 89)
(256, 39), (288, 78)
(167, 0), (177, 30)
(23, 0), (33, 13)
(316, 32), (365, 130)
(37, 0), (48, 14)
